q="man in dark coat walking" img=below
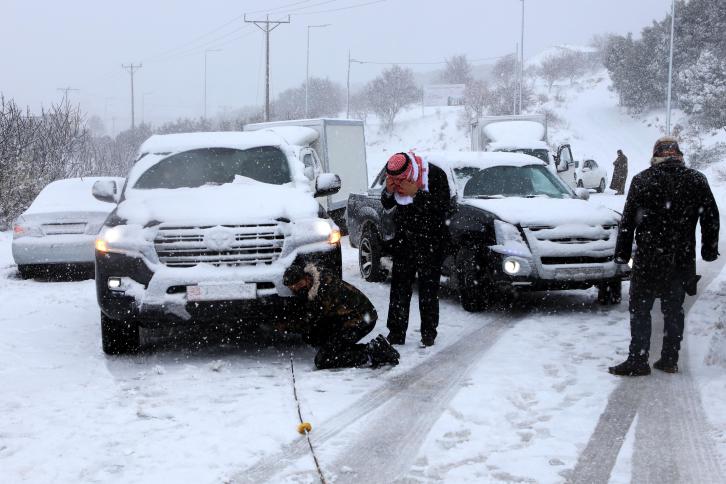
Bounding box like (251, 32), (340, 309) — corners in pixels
(283, 263), (399, 370)
(381, 151), (452, 347)
(610, 149), (628, 195)
(609, 136), (720, 376)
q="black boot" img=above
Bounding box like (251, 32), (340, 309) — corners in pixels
(654, 352), (679, 373)
(368, 335), (400, 367)
(608, 355), (651, 376)
(386, 331), (405, 346)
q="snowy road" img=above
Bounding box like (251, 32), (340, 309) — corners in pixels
(2, 221), (725, 483)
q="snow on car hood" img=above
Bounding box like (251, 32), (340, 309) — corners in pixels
(118, 177), (319, 226)
(463, 197), (619, 227)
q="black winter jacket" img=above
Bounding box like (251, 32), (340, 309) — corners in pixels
(614, 160), (720, 288)
(380, 162), (452, 243)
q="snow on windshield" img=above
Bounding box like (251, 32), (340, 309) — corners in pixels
(458, 165), (570, 199)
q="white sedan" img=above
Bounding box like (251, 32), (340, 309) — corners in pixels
(12, 177), (123, 279)
(565, 159), (608, 193)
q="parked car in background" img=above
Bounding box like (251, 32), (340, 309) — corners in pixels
(94, 131), (343, 354)
(572, 159), (608, 192)
(12, 177), (124, 279)
(347, 152), (628, 311)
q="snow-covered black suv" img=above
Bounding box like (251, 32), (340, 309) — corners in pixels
(347, 151), (629, 311)
(93, 131), (343, 354)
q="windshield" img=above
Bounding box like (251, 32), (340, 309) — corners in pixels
(495, 148), (550, 164)
(133, 146), (291, 189)
(460, 165), (572, 199)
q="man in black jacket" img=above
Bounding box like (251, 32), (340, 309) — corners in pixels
(381, 152), (452, 347)
(609, 136), (720, 376)
(283, 264), (400, 369)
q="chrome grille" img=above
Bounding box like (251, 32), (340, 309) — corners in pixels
(154, 224), (284, 268)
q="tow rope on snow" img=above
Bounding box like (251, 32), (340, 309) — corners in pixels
(290, 356), (327, 484)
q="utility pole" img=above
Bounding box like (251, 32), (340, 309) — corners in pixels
(306, 24), (331, 118)
(666, 0), (676, 135)
(204, 49), (222, 119)
(347, 53), (363, 119)
(122, 63), (142, 129)
(245, 14), (291, 122)
(57, 86), (80, 104)
(519, 0), (525, 115)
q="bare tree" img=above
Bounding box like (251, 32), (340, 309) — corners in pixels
(366, 65), (420, 132)
(440, 55), (473, 85)
(538, 55), (569, 92)
(464, 79), (491, 121)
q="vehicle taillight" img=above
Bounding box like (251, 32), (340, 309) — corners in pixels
(13, 225), (25, 236)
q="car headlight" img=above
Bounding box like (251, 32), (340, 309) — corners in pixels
(503, 258), (521, 275)
(492, 220), (532, 258)
(296, 219), (341, 246)
(95, 225), (149, 255)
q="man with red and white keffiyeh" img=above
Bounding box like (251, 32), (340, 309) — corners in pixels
(381, 151), (452, 347)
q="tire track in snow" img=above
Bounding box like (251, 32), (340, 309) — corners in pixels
(232, 313), (521, 483)
(569, 256), (726, 484)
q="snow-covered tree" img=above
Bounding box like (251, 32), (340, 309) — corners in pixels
(463, 79), (491, 121)
(679, 51), (726, 131)
(366, 65), (420, 132)
(272, 77), (344, 121)
(440, 55), (472, 85)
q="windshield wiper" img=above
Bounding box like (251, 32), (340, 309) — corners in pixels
(469, 194), (506, 199)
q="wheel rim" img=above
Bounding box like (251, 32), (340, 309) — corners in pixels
(577, 180), (584, 188)
(359, 238), (373, 278)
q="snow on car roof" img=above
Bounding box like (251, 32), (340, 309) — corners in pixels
(483, 120), (546, 144)
(420, 150), (545, 169)
(250, 126), (319, 147)
(489, 140), (551, 151)
(139, 131), (288, 155)
(25, 177), (124, 215)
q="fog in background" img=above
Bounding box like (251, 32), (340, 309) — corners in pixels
(3, 0), (671, 129)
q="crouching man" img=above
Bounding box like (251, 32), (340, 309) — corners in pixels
(283, 264), (400, 370)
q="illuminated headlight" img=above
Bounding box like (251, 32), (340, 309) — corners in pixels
(107, 277), (122, 290)
(503, 258), (522, 275)
(328, 228), (342, 245)
(310, 219), (341, 245)
(628, 258), (634, 268)
(95, 225), (141, 254)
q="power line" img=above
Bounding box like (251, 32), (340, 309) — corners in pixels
(142, 15), (244, 62)
(245, 14), (291, 121)
(291, 0), (386, 16)
(57, 86), (80, 103)
(245, 0), (319, 15)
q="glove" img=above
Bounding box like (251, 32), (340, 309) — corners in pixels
(702, 246), (719, 262)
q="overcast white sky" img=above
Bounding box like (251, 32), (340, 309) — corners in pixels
(2, 0), (672, 131)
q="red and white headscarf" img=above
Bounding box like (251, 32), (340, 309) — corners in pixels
(386, 151), (429, 205)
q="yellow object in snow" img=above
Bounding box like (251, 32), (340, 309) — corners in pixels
(297, 422), (312, 434)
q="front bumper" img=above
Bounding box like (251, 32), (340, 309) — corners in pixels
(96, 245), (341, 326)
(12, 234), (96, 265)
(488, 251), (629, 291)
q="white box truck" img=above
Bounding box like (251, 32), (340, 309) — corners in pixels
(245, 118), (368, 230)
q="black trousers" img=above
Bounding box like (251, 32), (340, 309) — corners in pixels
(628, 277), (686, 361)
(312, 314), (376, 370)
(386, 234), (444, 343)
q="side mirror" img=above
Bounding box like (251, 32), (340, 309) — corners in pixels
(575, 188), (590, 200)
(92, 180), (119, 204)
(314, 173), (342, 198)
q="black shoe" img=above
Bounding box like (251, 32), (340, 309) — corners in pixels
(419, 337), (435, 348)
(386, 332), (405, 345)
(608, 356), (651, 376)
(653, 358), (678, 373)
(368, 335), (400, 367)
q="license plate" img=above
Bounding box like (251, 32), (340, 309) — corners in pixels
(187, 282), (256, 301)
(554, 267), (604, 280)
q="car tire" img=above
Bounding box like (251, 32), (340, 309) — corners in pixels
(597, 178), (606, 193)
(456, 245), (492, 312)
(597, 280), (622, 305)
(101, 313), (140, 355)
(577, 180), (584, 188)
(359, 226), (387, 282)
(17, 265), (34, 279)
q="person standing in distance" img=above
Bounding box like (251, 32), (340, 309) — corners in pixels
(382, 152), (452, 347)
(610, 149), (628, 195)
(609, 136), (719, 376)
